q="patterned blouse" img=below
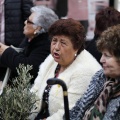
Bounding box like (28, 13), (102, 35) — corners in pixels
(68, 69), (120, 120)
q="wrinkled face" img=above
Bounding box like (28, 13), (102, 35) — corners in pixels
(23, 12), (41, 40)
(100, 49), (120, 78)
(51, 35), (78, 67)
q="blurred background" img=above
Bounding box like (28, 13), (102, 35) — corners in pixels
(33, 0), (120, 40)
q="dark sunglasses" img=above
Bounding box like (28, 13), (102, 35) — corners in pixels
(26, 18), (35, 25)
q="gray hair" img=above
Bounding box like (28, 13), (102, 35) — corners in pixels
(31, 6), (58, 33)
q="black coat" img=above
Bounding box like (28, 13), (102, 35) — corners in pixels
(55, 0), (68, 18)
(0, 33), (50, 84)
(4, 0), (33, 47)
(85, 35), (102, 64)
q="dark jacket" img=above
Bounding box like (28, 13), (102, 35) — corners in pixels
(0, 33), (50, 84)
(85, 35), (102, 64)
(4, 0), (33, 47)
(55, 0), (68, 18)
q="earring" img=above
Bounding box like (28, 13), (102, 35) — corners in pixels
(34, 31), (37, 35)
(75, 53), (77, 57)
(34, 30), (39, 36)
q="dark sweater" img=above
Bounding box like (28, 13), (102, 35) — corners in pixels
(85, 35), (102, 64)
(0, 33), (50, 84)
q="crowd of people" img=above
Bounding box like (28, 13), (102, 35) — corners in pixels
(0, 1), (120, 120)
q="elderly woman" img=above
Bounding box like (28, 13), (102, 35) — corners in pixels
(69, 24), (120, 120)
(30, 18), (101, 120)
(0, 6), (58, 84)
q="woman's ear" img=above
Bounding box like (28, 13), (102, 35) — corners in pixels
(34, 26), (42, 36)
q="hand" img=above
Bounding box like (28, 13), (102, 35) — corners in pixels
(0, 42), (9, 55)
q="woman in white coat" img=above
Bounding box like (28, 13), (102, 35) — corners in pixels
(30, 18), (102, 120)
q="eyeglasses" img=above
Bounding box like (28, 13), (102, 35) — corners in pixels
(26, 18), (35, 25)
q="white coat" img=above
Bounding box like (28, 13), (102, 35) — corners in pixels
(30, 50), (102, 120)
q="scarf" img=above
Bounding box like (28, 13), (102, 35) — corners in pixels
(83, 78), (120, 120)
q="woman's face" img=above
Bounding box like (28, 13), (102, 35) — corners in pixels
(51, 35), (78, 68)
(23, 13), (40, 40)
(100, 49), (120, 78)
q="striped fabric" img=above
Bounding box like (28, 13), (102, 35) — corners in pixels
(69, 69), (120, 120)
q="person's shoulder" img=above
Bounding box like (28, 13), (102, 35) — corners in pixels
(93, 69), (104, 78)
(40, 54), (53, 65)
(77, 49), (97, 59)
(76, 50), (102, 68)
(85, 69), (105, 95)
(91, 69), (106, 83)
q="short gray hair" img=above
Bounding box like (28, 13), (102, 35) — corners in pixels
(31, 6), (58, 33)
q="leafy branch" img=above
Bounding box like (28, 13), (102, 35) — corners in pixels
(0, 64), (37, 120)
